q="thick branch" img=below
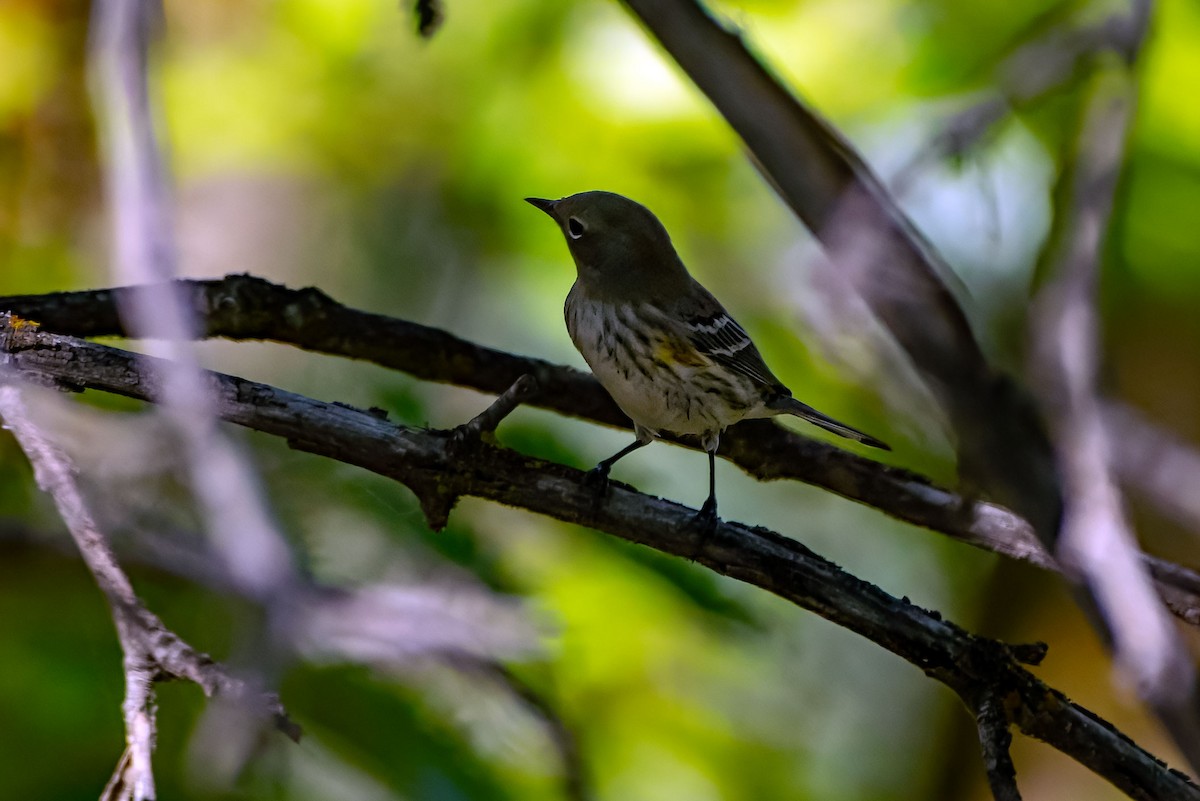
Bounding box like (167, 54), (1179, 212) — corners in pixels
(2, 321), (1195, 800)
(4, 277), (1200, 625)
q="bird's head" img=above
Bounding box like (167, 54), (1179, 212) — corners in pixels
(526, 191), (689, 298)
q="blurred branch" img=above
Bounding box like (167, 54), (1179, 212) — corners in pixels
(90, 0), (295, 615)
(6, 277), (1200, 626)
(2, 320), (1195, 799)
(459, 660), (589, 801)
(900, 0), (1153, 174)
(0, 369), (554, 799)
(0, 327), (557, 797)
(1028, 60), (1200, 768)
(618, 0), (1063, 545)
(0, 380), (299, 801)
(1104, 401), (1200, 537)
(88, 0), (308, 784)
(610, 0), (1200, 780)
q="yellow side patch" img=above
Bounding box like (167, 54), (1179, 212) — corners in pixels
(654, 336), (706, 367)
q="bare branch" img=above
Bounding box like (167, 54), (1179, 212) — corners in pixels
(455, 374), (540, 440)
(7, 278), (1200, 626)
(3, 322), (1196, 800)
(1028, 61), (1200, 768)
(899, 0), (1153, 175)
(90, 0), (294, 608)
(974, 691), (1021, 801)
(1104, 401), (1200, 537)
(0, 380), (300, 801)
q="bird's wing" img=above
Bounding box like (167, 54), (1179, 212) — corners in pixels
(680, 306), (782, 388)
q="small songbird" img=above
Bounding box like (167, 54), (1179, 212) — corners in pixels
(527, 191), (888, 521)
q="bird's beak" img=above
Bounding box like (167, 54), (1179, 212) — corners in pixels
(524, 197), (559, 219)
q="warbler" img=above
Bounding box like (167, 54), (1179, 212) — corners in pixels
(527, 191), (888, 520)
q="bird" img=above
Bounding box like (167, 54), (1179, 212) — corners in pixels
(526, 190), (888, 522)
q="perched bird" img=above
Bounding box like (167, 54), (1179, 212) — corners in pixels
(527, 191), (888, 521)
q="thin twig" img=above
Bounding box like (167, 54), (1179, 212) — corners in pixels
(895, 0), (1153, 182)
(100, 747), (134, 801)
(452, 658), (589, 801)
(456, 374), (540, 439)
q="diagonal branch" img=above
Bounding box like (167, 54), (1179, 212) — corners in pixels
(89, 0), (295, 611)
(1, 318), (1196, 800)
(1104, 401), (1200, 538)
(5, 277), (1200, 625)
(0, 380), (299, 801)
(617, 0), (1063, 544)
(1028, 56), (1200, 769)
(897, 0), (1153, 176)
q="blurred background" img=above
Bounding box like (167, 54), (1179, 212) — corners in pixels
(1, 0), (1198, 798)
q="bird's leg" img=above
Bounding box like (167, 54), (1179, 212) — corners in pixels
(697, 449), (718, 521)
(686, 449), (720, 559)
(585, 438), (649, 490)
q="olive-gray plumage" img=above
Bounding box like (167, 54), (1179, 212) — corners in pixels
(527, 191), (887, 519)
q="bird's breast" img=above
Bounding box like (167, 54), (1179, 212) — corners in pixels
(564, 289), (759, 437)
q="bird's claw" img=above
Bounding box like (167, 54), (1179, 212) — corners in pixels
(688, 499), (719, 559)
(583, 464), (611, 492)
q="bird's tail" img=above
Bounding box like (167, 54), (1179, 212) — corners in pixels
(767, 395), (890, 451)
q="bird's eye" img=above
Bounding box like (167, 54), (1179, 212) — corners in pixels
(567, 217), (585, 239)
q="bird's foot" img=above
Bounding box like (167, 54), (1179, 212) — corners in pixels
(582, 464), (613, 510)
(583, 464), (611, 490)
(688, 498), (719, 559)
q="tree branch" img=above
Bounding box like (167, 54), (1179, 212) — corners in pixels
(617, 0), (1063, 545)
(90, 0), (298, 608)
(973, 690), (1021, 801)
(0, 380), (300, 801)
(5, 276), (1200, 626)
(2, 318), (1195, 800)
(1028, 58), (1200, 769)
(897, 0), (1153, 178)
(1104, 401), (1200, 538)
